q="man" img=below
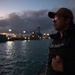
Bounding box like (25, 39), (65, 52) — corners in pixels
(45, 8), (75, 75)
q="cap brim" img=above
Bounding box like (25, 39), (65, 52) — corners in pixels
(48, 12), (56, 18)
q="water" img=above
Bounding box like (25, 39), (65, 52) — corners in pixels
(0, 39), (52, 75)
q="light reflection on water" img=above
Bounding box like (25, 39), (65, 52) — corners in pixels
(0, 40), (52, 75)
(5, 41), (14, 59)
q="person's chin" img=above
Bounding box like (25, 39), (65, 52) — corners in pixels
(54, 27), (58, 30)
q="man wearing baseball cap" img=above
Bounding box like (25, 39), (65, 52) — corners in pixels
(45, 8), (75, 75)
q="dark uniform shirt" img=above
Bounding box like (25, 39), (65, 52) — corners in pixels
(46, 25), (75, 75)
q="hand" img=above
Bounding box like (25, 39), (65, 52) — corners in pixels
(51, 55), (63, 72)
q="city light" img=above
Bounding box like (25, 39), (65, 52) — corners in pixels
(23, 31), (26, 33)
(9, 29), (12, 32)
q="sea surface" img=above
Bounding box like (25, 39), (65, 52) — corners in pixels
(0, 39), (52, 75)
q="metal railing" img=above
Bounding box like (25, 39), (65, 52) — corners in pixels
(36, 59), (47, 75)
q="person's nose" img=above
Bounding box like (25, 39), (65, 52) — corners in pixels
(52, 19), (56, 23)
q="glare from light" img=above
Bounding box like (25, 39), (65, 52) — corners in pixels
(23, 31), (26, 33)
(9, 29), (12, 32)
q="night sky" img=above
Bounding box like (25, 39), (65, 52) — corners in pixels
(0, 0), (75, 34)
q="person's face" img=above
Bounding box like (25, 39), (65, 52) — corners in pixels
(52, 15), (67, 31)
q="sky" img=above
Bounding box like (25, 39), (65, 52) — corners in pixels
(0, 0), (75, 34)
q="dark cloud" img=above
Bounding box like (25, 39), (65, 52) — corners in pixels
(71, 0), (75, 4)
(0, 9), (52, 34)
(69, 0), (75, 7)
(0, 8), (75, 34)
(0, 20), (9, 27)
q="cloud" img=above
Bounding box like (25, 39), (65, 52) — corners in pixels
(70, 0), (75, 6)
(71, 0), (75, 3)
(0, 8), (75, 35)
(0, 20), (8, 27)
(0, 9), (53, 34)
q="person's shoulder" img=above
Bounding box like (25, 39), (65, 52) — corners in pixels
(74, 25), (75, 30)
(50, 32), (60, 41)
(73, 25), (75, 33)
(71, 24), (75, 32)
(71, 25), (75, 37)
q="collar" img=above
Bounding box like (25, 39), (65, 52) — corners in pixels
(50, 25), (75, 41)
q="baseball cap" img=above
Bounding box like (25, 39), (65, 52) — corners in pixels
(48, 8), (74, 20)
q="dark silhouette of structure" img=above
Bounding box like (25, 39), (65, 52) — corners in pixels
(0, 34), (7, 42)
(30, 25), (42, 40)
